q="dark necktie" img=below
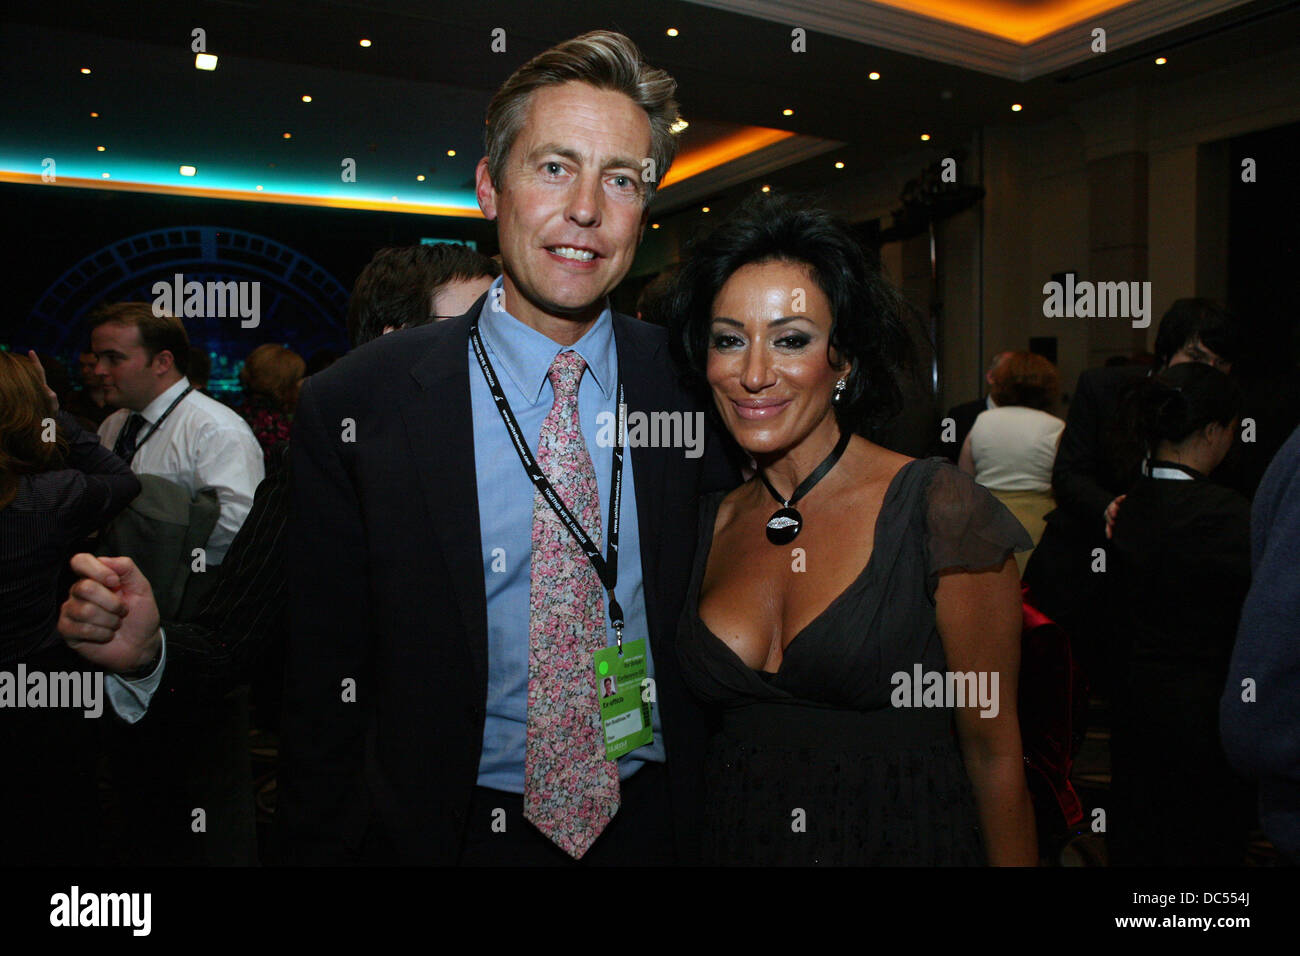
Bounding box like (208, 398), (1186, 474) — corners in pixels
(113, 412), (145, 461)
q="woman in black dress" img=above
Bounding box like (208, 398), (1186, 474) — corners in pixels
(669, 195), (1037, 865)
(1109, 363), (1254, 864)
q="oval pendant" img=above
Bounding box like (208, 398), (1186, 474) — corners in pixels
(765, 507), (802, 545)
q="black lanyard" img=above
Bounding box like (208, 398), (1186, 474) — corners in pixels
(469, 324), (626, 648)
(127, 385), (195, 463)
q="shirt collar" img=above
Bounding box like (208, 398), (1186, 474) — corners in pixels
(475, 276), (616, 406)
(139, 377), (191, 424)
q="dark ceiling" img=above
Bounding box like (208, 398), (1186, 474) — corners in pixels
(3, 0), (1299, 217)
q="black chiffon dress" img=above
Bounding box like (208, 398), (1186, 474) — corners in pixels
(678, 457), (1031, 865)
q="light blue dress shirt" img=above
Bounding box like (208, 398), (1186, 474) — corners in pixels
(471, 277), (664, 792)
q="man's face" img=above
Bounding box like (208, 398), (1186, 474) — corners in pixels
(90, 322), (168, 411)
(1168, 337), (1232, 374)
(78, 351), (100, 386)
(431, 275), (495, 321)
(476, 81), (651, 334)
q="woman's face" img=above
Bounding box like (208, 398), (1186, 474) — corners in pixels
(705, 259), (846, 458)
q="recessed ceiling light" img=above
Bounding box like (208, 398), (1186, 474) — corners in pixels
(666, 28), (679, 37)
(391, 195), (398, 201)
(179, 165), (196, 176)
(301, 95), (312, 103)
(256, 185), (263, 190)
(417, 174), (425, 181)
(447, 149), (456, 157)
(670, 118), (689, 134)
(835, 161), (844, 169)
(702, 206), (710, 213)
(1011, 103), (1023, 112)
(80, 67), (91, 75)
(869, 72), (881, 81)
(782, 108), (794, 116)
(89, 111), (99, 118)
(283, 132), (292, 139)
(194, 53), (218, 71)
(651, 223), (660, 229)
(921, 133), (931, 141)
(1155, 56), (1167, 65)
(96, 145), (106, 152)
(101, 172), (110, 178)
(359, 38), (371, 47)
(761, 185), (770, 192)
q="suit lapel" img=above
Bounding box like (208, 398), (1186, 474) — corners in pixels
(399, 311), (489, 685)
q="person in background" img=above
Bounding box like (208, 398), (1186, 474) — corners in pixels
(1023, 299), (1242, 701)
(959, 351), (1064, 574)
(63, 348), (114, 429)
(938, 351), (1009, 464)
(635, 268), (676, 327)
(346, 243), (502, 346)
(1221, 421), (1300, 863)
(0, 350), (141, 865)
(236, 343), (305, 478)
(304, 348), (343, 377)
(93, 302), (264, 567)
(1109, 362), (1253, 865)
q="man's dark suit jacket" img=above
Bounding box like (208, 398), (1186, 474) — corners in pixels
(1024, 365), (1146, 622)
(938, 396), (987, 464)
(279, 296), (737, 864)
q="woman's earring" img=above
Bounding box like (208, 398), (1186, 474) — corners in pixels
(832, 379), (847, 405)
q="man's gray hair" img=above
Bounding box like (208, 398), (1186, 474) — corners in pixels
(483, 30), (680, 207)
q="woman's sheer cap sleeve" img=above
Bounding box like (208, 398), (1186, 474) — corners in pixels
(924, 460), (1032, 577)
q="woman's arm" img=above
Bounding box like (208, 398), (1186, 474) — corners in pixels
(56, 410), (141, 537)
(935, 557), (1038, 865)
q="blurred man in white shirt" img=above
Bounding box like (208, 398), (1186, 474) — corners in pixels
(92, 302), (263, 565)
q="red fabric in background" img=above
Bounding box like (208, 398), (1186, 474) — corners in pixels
(1020, 586), (1088, 831)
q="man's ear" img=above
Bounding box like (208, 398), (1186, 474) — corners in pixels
(475, 157), (499, 221)
(150, 350), (175, 376)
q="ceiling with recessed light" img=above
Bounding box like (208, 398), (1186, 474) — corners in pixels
(1, 0), (1296, 221)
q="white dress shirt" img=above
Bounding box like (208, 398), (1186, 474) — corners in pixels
(969, 405), (1065, 492)
(98, 377), (264, 565)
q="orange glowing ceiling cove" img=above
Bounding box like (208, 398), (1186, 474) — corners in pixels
(660, 128), (796, 189)
(870, 0), (1139, 44)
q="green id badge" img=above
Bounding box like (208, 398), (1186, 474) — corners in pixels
(593, 639), (654, 760)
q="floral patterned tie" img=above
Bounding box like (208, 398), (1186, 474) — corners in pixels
(522, 350), (620, 858)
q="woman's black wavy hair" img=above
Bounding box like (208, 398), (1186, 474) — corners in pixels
(667, 192), (913, 436)
(1135, 362), (1241, 448)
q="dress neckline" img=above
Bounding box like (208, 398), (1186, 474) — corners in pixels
(695, 456), (924, 679)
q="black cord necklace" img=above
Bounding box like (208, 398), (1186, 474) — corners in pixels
(758, 429), (853, 544)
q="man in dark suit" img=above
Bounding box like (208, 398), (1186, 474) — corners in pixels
(278, 31), (735, 865)
(936, 351), (1008, 463)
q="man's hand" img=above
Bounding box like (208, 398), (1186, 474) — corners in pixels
(1104, 494), (1126, 540)
(58, 554), (162, 674)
